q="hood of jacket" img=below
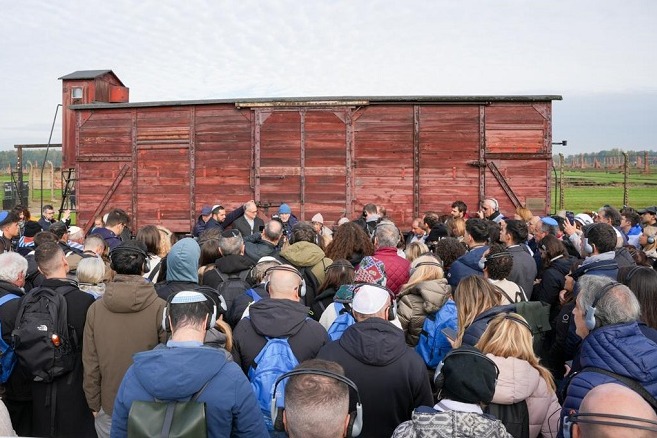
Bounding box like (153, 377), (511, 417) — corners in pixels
(248, 298), (312, 338)
(580, 322), (657, 382)
(458, 246), (489, 271)
(214, 254), (255, 275)
(166, 238), (200, 282)
(338, 318), (407, 366)
(399, 279), (451, 314)
(103, 274), (160, 313)
(132, 346), (228, 399)
(486, 354), (540, 404)
(280, 241), (326, 267)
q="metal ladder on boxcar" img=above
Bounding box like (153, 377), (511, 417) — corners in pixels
(58, 168), (77, 219)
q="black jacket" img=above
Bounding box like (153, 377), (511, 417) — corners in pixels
(154, 280), (199, 301)
(29, 278), (96, 437)
(231, 215), (265, 239)
(227, 284), (268, 329)
(202, 255), (255, 290)
(317, 318), (433, 438)
(232, 298), (328, 374)
(204, 206), (244, 233)
(532, 255), (573, 324)
(243, 234), (279, 263)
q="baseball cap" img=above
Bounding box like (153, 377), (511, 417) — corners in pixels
(352, 284), (390, 315)
(201, 205), (212, 216)
(638, 206), (657, 215)
(574, 213), (594, 226)
(540, 217), (558, 227)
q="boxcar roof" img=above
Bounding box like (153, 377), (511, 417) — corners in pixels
(70, 94), (562, 110)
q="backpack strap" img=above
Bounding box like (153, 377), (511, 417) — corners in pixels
(497, 286), (515, 304)
(516, 285), (528, 302)
(0, 294), (19, 307)
(582, 366), (657, 412)
(216, 270), (229, 283)
(147, 261), (162, 282)
(159, 378), (212, 438)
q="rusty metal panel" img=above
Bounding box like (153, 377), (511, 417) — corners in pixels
(353, 106), (414, 225)
(417, 106), (481, 215)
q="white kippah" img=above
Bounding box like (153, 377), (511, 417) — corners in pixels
(170, 291), (207, 304)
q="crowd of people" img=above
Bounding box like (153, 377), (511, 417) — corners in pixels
(0, 197), (655, 437)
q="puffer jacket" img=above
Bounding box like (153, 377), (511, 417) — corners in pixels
(398, 279), (452, 346)
(560, 322), (657, 436)
(279, 241), (332, 285)
(372, 246), (411, 295)
(447, 246), (488, 288)
(487, 354), (561, 438)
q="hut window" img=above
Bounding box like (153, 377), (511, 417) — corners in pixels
(71, 87), (83, 99)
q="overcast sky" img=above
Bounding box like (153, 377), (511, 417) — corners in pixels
(1, 0), (655, 155)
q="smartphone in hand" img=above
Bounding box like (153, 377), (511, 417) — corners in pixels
(441, 327), (457, 341)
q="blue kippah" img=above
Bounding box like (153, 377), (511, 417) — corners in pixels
(0, 211), (8, 223)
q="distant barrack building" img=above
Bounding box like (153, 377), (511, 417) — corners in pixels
(60, 70), (562, 233)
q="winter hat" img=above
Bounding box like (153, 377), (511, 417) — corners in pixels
(354, 256), (387, 286)
(352, 284), (390, 315)
(201, 205), (212, 216)
(279, 203), (292, 214)
(438, 345), (499, 404)
(311, 213), (324, 223)
(334, 284), (359, 303)
(337, 217), (350, 226)
(426, 224), (448, 242)
(24, 221), (42, 237)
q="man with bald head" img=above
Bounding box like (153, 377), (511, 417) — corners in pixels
(232, 264), (328, 374)
(568, 383), (657, 438)
(232, 200), (265, 238)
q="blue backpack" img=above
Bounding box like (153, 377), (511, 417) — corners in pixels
(247, 329), (299, 431)
(327, 303), (355, 341)
(416, 299), (458, 369)
(0, 293), (19, 383)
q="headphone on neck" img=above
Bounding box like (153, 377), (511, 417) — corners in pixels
(563, 412), (657, 438)
(352, 283), (397, 321)
(410, 259), (444, 277)
(109, 244), (150, 273)
(161, 291), (217, 332)
(584, 281), (621, 331)
(503, 313), (533, 333)
(264, 264), (306, 297)
(271, 369), (363, 437)
(647, 234), (656, 245)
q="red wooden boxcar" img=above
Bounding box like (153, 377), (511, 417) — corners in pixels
(60, 70), (562, 233)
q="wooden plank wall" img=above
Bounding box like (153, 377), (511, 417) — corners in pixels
(73, 101), (553, 233)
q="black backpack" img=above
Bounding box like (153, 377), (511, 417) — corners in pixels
(12, 285), (79, 382)
(485, 401), (530, 438)
(215, 271), (251, 313)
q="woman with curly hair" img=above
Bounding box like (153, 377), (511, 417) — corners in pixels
(476, 313), (560, 437)
(324, 222), (374, 267)
(432, 237), (466, 274)
(397, 254), (452, 347)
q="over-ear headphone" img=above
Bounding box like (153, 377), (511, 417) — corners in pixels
(483, 251), (511, 266)
(582, 237), (594, 255)
(352, 283), (397, 321)
(584, 281), (621, 331)
(434, 347), (500, 394)
(271, 369), (363, 437)
(624, 265), (645, 284)
(563, 412), (657, 438)
(161, 291), (217, 332)
(109, 244), (151, 273)
(264, 264), (306, 297)
(648, 235), (656, 245)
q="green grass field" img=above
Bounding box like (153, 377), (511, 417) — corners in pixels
(554, 168), (657, 212)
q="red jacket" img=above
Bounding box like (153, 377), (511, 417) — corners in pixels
(373, 247), (410, 295)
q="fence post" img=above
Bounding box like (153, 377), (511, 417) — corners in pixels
(622, 152), (629, 207)
(559, 153), (565, 210)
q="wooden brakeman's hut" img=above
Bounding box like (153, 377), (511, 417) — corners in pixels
(60, 70), (562, 233)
